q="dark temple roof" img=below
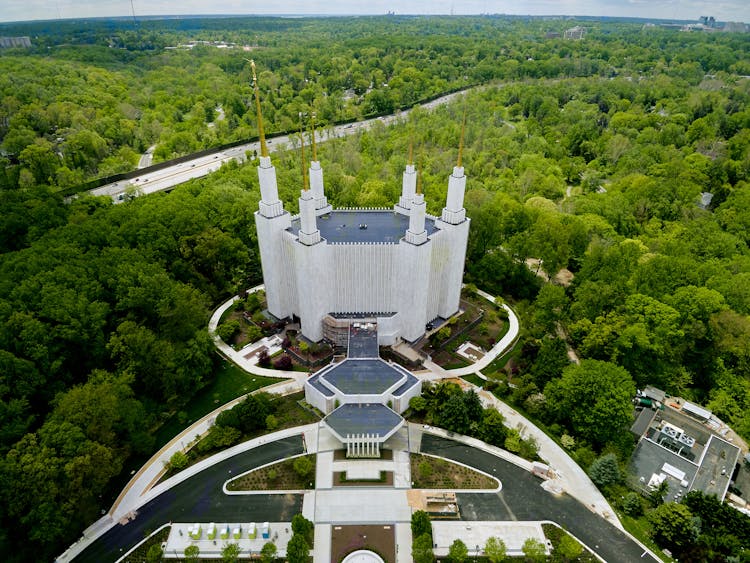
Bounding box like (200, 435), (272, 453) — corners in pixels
(289, 210), (438, 244)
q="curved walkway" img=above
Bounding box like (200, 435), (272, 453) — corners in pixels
(421, 289), (520, 379)
(60, 286), (624, 561)
(208, 285), (306, 383)
(420, 433), (660, 563)
(415, 289), (622, 529)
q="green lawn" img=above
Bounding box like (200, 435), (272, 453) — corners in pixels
(153, 361), (281, 449)
(461, 374), (486, 388)
(618, 514), (674, 563)
(481, 338), (522, 378)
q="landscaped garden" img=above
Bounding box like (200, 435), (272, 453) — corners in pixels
(422, 286), (511, 370)
(217, 289), (282, 349)
(410, 453), (498, 489)
(153, 361), (281, 451)
(226, 454), (317, 491)
(162, 392), (320, 481)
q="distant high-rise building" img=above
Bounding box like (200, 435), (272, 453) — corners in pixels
(0, 37), (32, 49)
(564, 26), (586, 40)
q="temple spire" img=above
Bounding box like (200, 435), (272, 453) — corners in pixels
(416, 160), (422, 195)
(457, 103), (467, 168)
(440, 103), (468, 225)
(250, 60), (269, 158)
(299, 114), (309, 191)
(406, 159), (427, 245)
(298, 113), (319, 245)
(396, 136), (417, 213)
(311, 112), (318, 162)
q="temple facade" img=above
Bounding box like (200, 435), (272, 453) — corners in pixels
(251, 63), (470, 345)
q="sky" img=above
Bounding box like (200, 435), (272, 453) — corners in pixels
(1, 0), (749, 24)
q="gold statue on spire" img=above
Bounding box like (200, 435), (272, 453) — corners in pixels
(299, 113), (309, 191)
(249, 59), (268, 158)
(311, 112), (317, 162)
(416, 155), (423, 196)
(457, 102), (467, 168)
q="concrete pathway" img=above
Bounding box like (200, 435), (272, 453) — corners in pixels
(208, 286), (307, 384)
(421, 289), (520, 379)
(60, 286), (621, 562)
(414, 288), (621, 528)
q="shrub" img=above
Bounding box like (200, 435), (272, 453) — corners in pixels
(293, 456), (313, 479)
(265, 414), (279, 430)
(412, 533), (435, 563)
(560, 433), (575, 450)
(622, 492), (644, 517)
(260, 541), (277, 563)
(246, 324), (263, 342)
(168, 450), (188, 471)
(411, 510), (432, 539)
(146, 543), (163, 563)
(555, 533), (583, 560)
(291, 513), (314, 545)
(409, 395), (427, 414)
(194, 425), (242, 455)
(273, 355), (293, 370)
(484, 537), (506, 563)
(588, 453), (621, 488)
(522, 537), (546, 562)
(217, 319), (241, 342)
(448, 539), (468, 562)
(257, 349), (271, 368)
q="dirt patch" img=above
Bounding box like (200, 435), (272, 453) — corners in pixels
(330, 524), (396, 563)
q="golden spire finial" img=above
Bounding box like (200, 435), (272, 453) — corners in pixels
(299, 113), (309, 191)
(311, 112), (317, 162)
(416, 159), (423, 196)
(457, 102), (467, 168)
(249, 59), (268, 158)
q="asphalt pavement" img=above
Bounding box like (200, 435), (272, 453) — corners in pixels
(420, 434), (659, 563)
(75, 437), (303, 562)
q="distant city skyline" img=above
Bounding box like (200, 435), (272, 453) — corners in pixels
(1, 0), (749, 24)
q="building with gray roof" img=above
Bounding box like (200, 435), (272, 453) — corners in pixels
(252, 66), (470, 345)
(305, 324), (420, 456)
(629, 402), (741, 502)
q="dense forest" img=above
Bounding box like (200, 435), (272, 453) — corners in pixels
(1, 14), (749, 562)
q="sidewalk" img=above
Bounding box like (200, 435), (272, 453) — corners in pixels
(412, 288), (621, 529)
(420, 290), (520, 380)
(472, 387), (622, 530)
(208, 287), (308, 384)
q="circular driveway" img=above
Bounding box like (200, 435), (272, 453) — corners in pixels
(420, 434), (659, 563)
(75, 437), (304, 562)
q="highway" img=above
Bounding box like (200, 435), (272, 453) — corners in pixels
(89, 89), (469, 203)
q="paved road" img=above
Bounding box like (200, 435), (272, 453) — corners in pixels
(420, 434), (658, 563)
(137, 145), (156, 169)
(75, 437), (304, 562)
(89, 89), (470, 202)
